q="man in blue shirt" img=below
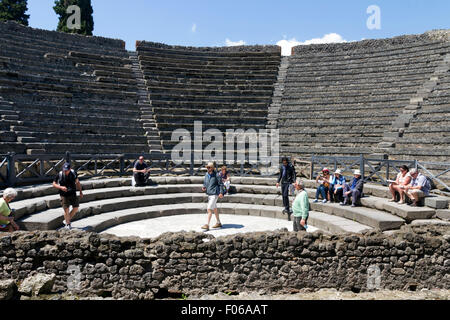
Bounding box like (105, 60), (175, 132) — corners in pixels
(330, 169), (346, 203)
(201, 162), (224, 231)
(404, 169), (431, 207)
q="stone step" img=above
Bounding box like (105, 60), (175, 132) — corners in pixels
(360, 196), (435, 222)
(309, 202), (405, 231)
(307, 211), (373, 234)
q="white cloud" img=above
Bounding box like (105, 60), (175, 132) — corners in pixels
(191, 23), (197, 33)
(225, 38), (246, 46)
(277, 33), (347, 56)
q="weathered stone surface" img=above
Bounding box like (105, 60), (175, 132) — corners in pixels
(18, 273), (56, 296)
(0, 279), (17, 300)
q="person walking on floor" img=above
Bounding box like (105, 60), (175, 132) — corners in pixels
(292, 179), (309, 232)
(201, 162), (224, 231)
(53, 163), (83, 230)
(276, 156), (296, 221)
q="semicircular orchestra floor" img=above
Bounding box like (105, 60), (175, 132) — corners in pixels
(100, 213), (319, 238)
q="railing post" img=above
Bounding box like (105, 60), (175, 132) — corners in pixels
(65, 151), (71, 164)
(310, 155), (314, 180)
(190, 151), (194, 176)
(119, 155), (125, 177)
(386, 160), (390, 184)
(6, 152), (16, 187)
(360, 154), (365, 180)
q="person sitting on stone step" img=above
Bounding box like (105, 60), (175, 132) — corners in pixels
(313, 168), (331, 203)
(404, 169), (430, 207)
(133, 156), (151, 187)
(330, 169), (346, 203)
(340, 169), (364, 207)
(0, 188), (20, 232)
(388, 165), (411, 204)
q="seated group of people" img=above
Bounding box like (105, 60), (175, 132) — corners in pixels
(313, 168), (364, 207)
(313, 165), (431, 208)
(388, 165), (431, 206)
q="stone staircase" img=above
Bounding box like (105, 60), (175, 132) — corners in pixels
(128, 51), (164, 154)
(379, 52), (450, 151)
(266, 56), (289, 130)
(5, 176), (449, 235)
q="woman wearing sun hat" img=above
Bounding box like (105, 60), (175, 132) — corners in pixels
(313, 168), (331, 203)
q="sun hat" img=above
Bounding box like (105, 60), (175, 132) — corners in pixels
(335, 169), (342, 175)
(353, 169), (361, 175)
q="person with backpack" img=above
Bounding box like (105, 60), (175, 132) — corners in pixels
(404, 169), (431, 207)
(201, 162), (224, 231)
(276, 156), (296, 221)
(219, 165), (231, 195)
(52, 163), (83, 230)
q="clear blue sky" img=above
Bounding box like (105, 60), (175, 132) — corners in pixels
(27, 0), (450, 51)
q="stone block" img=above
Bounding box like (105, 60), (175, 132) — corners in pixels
(436, 209), (450, 221)
(424, 196), (448, 209)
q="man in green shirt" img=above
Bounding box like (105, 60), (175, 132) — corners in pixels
(0, 188), (20, 232)
(291, 179), (309, 231)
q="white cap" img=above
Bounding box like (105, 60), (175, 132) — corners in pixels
(335, 169), (342, 175)
(354, 169), (361, 175)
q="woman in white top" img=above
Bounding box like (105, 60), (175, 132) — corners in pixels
(388, 165), (412, 204)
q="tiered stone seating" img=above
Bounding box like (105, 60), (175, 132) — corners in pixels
(136, 42), (281, 155)
(6, 176), (448, 235)
(279, 32), (450, 160)
(392, 69), (450, 162)
(0, 21), (151, 155)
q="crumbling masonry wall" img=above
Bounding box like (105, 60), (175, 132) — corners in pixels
(0, 226), (448, 299)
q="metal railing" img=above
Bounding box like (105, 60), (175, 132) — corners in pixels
(0, 152), (278, 187)
(305, 154), (450, 191)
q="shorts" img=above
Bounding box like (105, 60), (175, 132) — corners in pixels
(60, 195), (80, 209)
(408, 189), (426, 198)
(207, 195), (219, 210)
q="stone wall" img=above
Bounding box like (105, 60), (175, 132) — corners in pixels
(0, 225), (448, 299)
(292, 29), (450, 55)
(0, 20), (126, 49)
(136, 40), (281, 53)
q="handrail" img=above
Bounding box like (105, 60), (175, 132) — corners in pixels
(0, 151), (278, 187)
(303, 154), (450, 191)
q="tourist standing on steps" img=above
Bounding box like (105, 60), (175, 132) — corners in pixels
(133, 156), (151, 187)
(0, 188), (20, 232)
(201, 162), (224, 231)
(341, 169), (364, 207)
(219, 165), (231, 194)
(276, 156), (296, 221)
(292, 179), (309, 232)
(53, 163), (83, 230)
